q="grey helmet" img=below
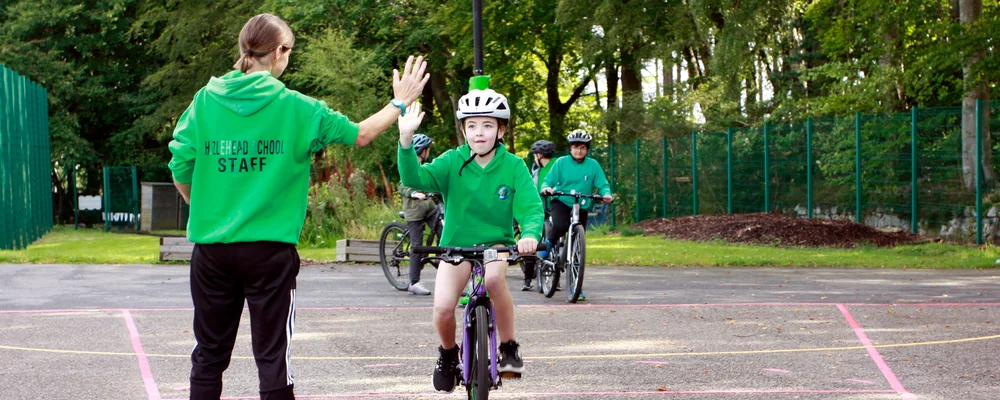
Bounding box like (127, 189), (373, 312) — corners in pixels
(530, 140), (556, 157)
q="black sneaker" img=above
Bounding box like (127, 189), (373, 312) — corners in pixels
(498, 340), (525, 374)
(432, 346), (460, 393)
(520, 279), (532, 291)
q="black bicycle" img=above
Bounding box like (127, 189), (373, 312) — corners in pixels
(378, 193), (444, 290)
(538, 191), (609, 303)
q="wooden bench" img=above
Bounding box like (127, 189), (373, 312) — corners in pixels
(335, 239), (383, 263)
(159, 237), (194, 262)
(159, 237), (385, 264)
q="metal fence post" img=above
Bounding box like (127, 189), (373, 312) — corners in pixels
(726, 128), (733, 214)
(692, 131), (698, 216)
(609, 142), (616, 227)
(806, 119), (813, 219)
(0, 67), (8, 248)
(662, 136), (667, 218)
(911, 107), (918, 234)
(635, 139), (641, 223)
(103, 167), (111, 231)
(855, 112), (862, 224)
(132, 166), (140, 232)
(763, 123), (770, 213)
(73, 167), (79, 229)
(976, 99), (983, 245)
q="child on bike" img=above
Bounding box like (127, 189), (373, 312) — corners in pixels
(519, 140), (558, 291)
(396, 76), (543, 393)
(398, 133), (438, 296)
(539, 130), (613, 300)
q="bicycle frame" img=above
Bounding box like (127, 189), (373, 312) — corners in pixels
(462, 261), (499, 386)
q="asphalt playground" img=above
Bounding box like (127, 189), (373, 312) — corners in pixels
(1, 263), (998, 399)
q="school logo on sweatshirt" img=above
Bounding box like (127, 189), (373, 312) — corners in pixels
(495, 184), (513, 201)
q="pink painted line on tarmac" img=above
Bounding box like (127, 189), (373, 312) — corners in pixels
(162, 389), (898, 399)
(364, 363), (405, 368)
(123, 310), (161, 400)
(636, 361), (670, 365)
(837, 304), (914, 400)
(3, 302), (1000, 314)
(762, 368), (791, 373)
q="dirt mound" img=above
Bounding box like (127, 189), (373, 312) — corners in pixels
(633, 213), (920, 248)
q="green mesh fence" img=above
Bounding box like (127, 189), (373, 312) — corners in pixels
(1, 65), (52, 250)
(577, 101), (995, 244)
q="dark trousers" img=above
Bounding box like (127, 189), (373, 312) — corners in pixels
(189, 241), (300, 400)
(407, 207), (440, 284)
(546, 201), (588, 245)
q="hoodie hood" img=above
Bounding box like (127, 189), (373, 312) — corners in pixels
(205, 70), (285, 117)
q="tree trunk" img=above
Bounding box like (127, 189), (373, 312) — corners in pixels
(429, 72), (459, 145)
(961, 0), (993, 189)
(620, 50), (643, 142)
(662, 58), (673, 101)
(605, 56), (619, 142)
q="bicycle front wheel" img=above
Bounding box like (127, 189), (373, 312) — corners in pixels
(379, 222), (411, 291)
(540, 259), (560, 298)
(467, 305), (491, 400)
(566, 225), (586, 303)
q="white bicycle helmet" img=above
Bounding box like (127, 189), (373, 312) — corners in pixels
(567, 129), (593, 145)
(456, 89), (510, 121)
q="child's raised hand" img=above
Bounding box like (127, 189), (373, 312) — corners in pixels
(397, 101), (425, 148)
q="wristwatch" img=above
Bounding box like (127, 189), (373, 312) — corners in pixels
(390, 98), (406, 116)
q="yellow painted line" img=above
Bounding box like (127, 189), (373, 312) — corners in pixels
(2, 334), (998, 361)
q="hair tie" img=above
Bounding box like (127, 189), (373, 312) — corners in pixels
(245, 49), (254, 55)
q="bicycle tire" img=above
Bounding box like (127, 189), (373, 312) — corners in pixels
(467, 305), (491, 400)
(566, 225), (586, 303)
(379, 222), (411, 291)
(540, 258), (560, 298)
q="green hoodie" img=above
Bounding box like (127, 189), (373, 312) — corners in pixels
(168, 70), (359, 244)
(541, 156), (612, 211)
(398, 143), (543, 247)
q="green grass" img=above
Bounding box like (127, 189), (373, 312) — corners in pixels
(1, 226), (995, 268)
(587, 234), (1000, 268)
(0, 226), (160, 264)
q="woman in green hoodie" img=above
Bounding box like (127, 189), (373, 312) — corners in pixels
(167, 13), (428, 400)
(396, 76), (544, 393)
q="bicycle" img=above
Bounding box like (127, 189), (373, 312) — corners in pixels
(538, 191), (608, 303)
(413, 243), (545, 400)
(379, 193), (444, 290)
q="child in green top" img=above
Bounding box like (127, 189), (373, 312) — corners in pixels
(540, 130), (614, 299)
(519, 139), (558, 291)
(396, 76), (543, 393)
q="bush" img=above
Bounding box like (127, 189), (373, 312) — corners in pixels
(300, 168), (398, 247)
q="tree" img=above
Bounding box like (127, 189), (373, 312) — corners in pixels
(960, 0), (993, 189)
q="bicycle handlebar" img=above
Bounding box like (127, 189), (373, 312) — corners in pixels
(541, 191), (609, 200)
(412, 243), (547, 264)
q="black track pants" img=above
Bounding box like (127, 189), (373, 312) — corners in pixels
(189, 241), (299, 400)
(546, 201), (588, 244)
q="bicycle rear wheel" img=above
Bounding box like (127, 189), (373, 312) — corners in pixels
(566, 225), (586, 303)
(467, 305), (491, 400)
(378, 222), (411, 290)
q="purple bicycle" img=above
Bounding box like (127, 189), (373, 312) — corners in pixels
(413, 243), (545, 400)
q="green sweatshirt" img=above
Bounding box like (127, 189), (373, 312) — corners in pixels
(398, 143), (543, 247)
(541, 156), (612, 211)
(168, 70), (359, 244)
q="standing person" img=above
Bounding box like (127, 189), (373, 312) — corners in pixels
(539, 130), (614, 300)
(519, 139), (558, 291)
(167, 13), (428, 400)
(396, 76), (543, 393)
(398, 133), (438, 295)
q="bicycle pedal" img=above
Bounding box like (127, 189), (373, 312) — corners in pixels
(499, 371), (522, 379)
